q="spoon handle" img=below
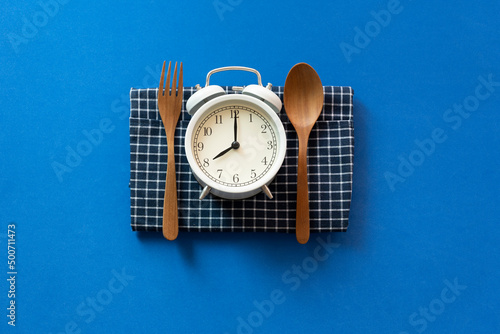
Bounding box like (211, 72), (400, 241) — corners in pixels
(296, 134), (310, 244)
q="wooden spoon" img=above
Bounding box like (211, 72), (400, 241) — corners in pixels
(284, 63), (324, 244)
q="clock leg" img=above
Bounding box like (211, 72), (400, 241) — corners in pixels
(199, 186), (212, 200)
(261, 185), (273, 199)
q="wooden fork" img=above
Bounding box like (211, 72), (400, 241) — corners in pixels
(158, 61), (183, 240)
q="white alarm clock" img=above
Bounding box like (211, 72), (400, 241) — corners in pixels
(184, 66), (287, 200)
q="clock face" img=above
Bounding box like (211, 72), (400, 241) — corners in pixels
(191, 104), (279, 188)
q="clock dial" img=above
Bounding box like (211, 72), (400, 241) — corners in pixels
(192, 105), (278, 187)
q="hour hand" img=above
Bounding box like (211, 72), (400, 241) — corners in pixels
(213, 146), (233, 160)
(213, 139), (240, 160)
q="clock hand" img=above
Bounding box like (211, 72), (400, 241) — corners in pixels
(213, 140), (241, 160)
(213, 146), (233, 160)
(234, 112), (237, 142)
(214, 116), (241, 160)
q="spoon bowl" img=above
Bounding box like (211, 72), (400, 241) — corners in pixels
(284, 63), (324, 244)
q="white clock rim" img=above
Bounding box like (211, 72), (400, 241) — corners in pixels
(184, 94), (287, 196)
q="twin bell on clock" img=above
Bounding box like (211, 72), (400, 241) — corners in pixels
(184, 66), (287, 200)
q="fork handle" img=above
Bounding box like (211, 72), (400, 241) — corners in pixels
(163, 140), (179, 240)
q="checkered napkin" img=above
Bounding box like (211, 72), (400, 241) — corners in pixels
(129, 86), (354, 232)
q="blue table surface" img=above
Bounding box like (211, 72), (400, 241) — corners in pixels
(1, 1), (499, 333)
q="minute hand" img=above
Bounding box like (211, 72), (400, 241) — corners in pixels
(234, 112), (237, 142)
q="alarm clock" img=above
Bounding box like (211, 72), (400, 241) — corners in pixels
(184, 66), (287, 200)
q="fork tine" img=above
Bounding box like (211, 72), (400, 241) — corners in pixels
(171, 62), (178, 96)
(165, 61), (172, 96)
(159, 61), (165, 96)
(178, 62), (183, 96)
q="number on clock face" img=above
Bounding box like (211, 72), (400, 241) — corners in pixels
(192, 105), (278, 187)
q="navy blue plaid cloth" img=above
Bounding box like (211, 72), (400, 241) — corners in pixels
(130, 86), (354, 232)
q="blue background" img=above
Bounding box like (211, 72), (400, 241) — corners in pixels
(1, 0), (499, 333)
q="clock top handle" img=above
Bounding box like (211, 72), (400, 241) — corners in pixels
(205, 66), (263, 87)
